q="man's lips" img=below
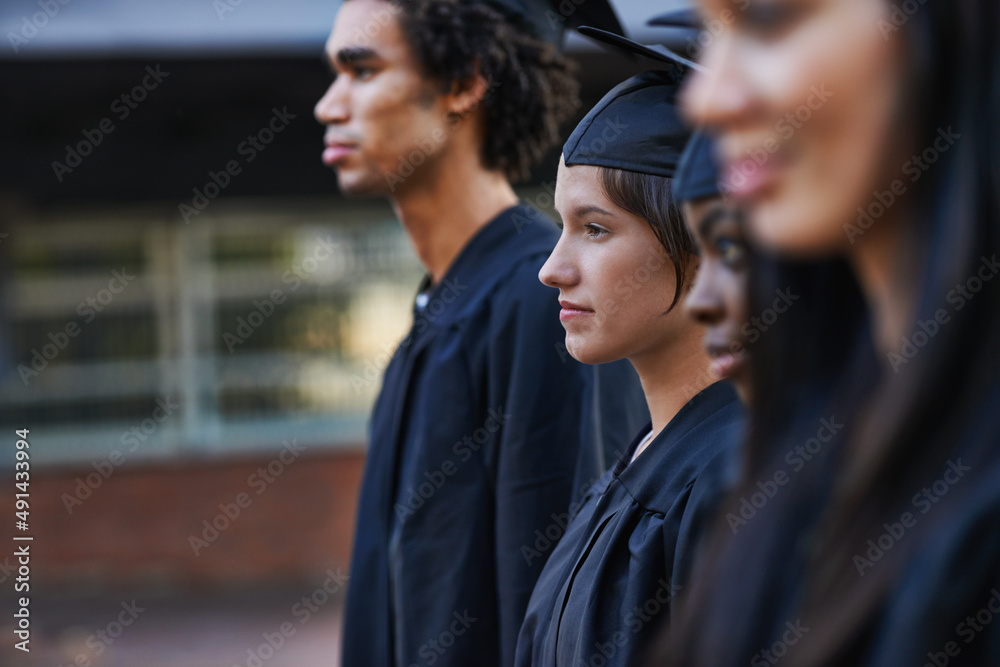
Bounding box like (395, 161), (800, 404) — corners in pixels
(322, 143), (356, 166)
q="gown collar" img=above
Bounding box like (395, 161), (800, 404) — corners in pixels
(411, 202), (556, 325)
(614, 381), (742, 512)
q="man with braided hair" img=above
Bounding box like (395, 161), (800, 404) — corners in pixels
(314, 0), (646, 665)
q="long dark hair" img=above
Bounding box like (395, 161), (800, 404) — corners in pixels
(660, 0), (1000, 663)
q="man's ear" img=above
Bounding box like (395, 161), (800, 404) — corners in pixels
(446, 65), (490, 117)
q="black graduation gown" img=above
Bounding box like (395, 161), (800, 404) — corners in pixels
(717, 436), (1000, 667)
(515, 381), (743, 667)
(341, 203), (648, 667)
(674, 367), (1000, 667)
(863, 385), (1000, 667)
(865, 472), (1000, 666)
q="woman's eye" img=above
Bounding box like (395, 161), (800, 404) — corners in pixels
(717, 237), (747, 266)
(584, 224), (608, 239)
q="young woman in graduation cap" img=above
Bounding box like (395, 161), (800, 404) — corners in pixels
(678, 132), (754, 407)
(513, 69), (744, 667)
(657, 0), (1000, 665)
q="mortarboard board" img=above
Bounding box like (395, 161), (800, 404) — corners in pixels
(562, 69), (690, 178)
(577, 25), (704, 72)
(647, 7), (702, 29)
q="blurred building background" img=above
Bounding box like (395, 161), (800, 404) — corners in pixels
(0, 0), (687, 664)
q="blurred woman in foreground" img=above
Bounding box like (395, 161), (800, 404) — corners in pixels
(661, 0), (1000, 664)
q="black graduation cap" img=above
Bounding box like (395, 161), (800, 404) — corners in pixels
(577, 25), (704, 72)
(674, 131), (722, 202)
(562, 69), (689, 178)
(482, 0), (624, 46)
(647, 7), (702, 29)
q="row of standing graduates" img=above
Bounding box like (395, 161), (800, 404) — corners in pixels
(319, 0), (1000, 665)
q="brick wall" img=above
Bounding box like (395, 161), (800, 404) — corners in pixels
(6, 448), (366, 594)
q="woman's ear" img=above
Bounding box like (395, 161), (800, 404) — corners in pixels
(446, 65), (491, 118)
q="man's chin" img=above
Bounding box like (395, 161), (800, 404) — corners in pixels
(336, 169), (392, 198)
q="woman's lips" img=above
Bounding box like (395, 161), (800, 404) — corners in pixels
(706, 340), (747, 380)
(716, 135), (791, 202)
(709, 351), (744, 380)
(722, 157), (780, 201)
(559, 300), (594, 323)
(322, 144), (356, 166)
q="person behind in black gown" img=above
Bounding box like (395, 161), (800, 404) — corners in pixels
(514, 69), (744, 667)
(658, 0), (1000, 664)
